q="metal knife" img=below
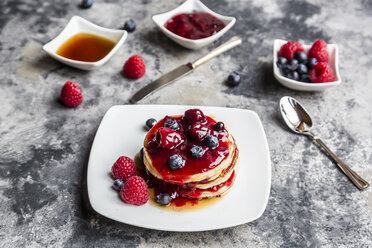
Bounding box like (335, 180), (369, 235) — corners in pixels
(130, 36), (242, 103)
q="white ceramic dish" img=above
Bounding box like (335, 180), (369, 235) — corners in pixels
(43, 16), (127, 70)
(152, 0), (236, 50)
(87, 105), (271, 232)
(273, 39), (342, 91)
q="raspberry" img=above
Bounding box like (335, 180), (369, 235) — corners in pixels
(278, 41), (304, 60)
(308, 40), (329, 63)
(120, 176), (149, 205)
(184, 109), (206, 123)
(309, 62), (335, 83)
(60, 81), (83, 108)
(123, 55), (146, 79)
(111, 156), (137, 181)
(190, 123), (209, 141)
(155, 127), (184, 149)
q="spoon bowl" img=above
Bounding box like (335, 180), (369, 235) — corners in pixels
(279, 96), (313, 134)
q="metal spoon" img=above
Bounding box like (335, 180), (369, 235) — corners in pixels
(279, 96), (369, 190)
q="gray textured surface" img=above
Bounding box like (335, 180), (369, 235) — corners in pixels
(0, 0), (371, 247)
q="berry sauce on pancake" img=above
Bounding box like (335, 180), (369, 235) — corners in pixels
(144, 115), (231, 182)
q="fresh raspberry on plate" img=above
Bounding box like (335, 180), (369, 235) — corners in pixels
(309, 62), (335, 83)
(278, 41), (304, 60)
(308, 40), (329, 62)
(123, 55), (146, 79)
(111, 156), (137, 181)
(60, 81), (83, 108)
(120, 176), (149, 205)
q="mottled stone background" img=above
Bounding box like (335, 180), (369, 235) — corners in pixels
(0, 0), (371, 247)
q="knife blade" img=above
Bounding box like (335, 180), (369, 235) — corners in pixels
(130, 63), (194, 103)
(130, 36), (242, 103)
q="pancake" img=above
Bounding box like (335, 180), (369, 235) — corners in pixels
(177, 170), (237, 199)
(143, 115), (237, 184)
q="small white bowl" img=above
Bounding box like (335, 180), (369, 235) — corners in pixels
(43, 16), (127, 70)
(152, 0), (236, 50)
(273, 39), (342, 91)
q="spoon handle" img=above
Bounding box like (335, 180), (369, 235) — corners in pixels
(310, 133), (369, 190)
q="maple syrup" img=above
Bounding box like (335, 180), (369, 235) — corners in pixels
(56, 33), (116, 62)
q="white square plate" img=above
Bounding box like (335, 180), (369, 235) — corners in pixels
(87, 105), (271, 232)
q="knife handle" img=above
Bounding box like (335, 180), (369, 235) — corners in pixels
(191, 36), (242, 68)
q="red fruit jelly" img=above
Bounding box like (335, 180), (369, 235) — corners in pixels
(145, 115), (231, 183)
(164, 12), (226, 39)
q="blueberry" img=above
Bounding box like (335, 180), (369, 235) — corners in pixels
(294, 52), (308, 63)
(300, 74), (311, 83)
(168, 154), (185, 170)
(124, 19), (136, 33)
(80, 0), (93, 8)
(276, 57), (287, 69)
(281, 67), (291, 75)
(286, 71), (300, 81)
(297, 64), (308, 74)
(204, 135), (219, 148)
(213, 122), (224, 131)
(190, 145), (205, 158)
(164, 118), (179, 130)
(140, 148), (144, 161)
(307, 58), (318, 69)
(287, 59), (299, 71)
(113, 179), (124, 191)
(157, 193), (172, 205)
(227, 71), (241, 86)
(145, 118), (157, 130)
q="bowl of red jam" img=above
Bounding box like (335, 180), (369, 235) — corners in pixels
(152, 0), (236, 50)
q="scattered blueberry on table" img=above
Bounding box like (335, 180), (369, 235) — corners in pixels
(227, 71), (241, 86)
(80, 0), (94, 9)
(124, 19), (136, 32)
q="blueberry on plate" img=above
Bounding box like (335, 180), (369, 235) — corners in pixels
(297, 64), (308, 74)
(190, 145), (205, 158)
(300, 74), (311, 83)
(145, 118), (157, 130)
(294, 52), (308, 63)
(307, 58), (318, 69)
(157, 193), (172, 205)
(286, 71), (300, 81)
(204, 135), (219, 148)
(80, 0), (94, 8)
(276, 57), (287, 69)
(164, 118), (179, 130)
(227, 71), (241, 86)
(124, 19), (136, 32)
(113, 179), (124, 191)
(168, 154), (185, 170)
(213, 122), (224, 131)
(287, 59), (299, 71)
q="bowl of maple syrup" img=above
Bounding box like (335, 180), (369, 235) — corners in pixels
(43, 16), (127, 70)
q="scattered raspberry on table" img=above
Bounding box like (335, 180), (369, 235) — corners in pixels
(60, 81), (83, 108)
(123, 55), (146, 79)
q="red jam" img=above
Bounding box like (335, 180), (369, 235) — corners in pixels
(164, 12), (226, 39)
(145, 115), (231, 183)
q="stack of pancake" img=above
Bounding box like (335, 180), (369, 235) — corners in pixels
(143, 109), (239, 201)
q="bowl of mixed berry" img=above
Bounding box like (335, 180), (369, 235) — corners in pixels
(273, 39), (341, 91)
